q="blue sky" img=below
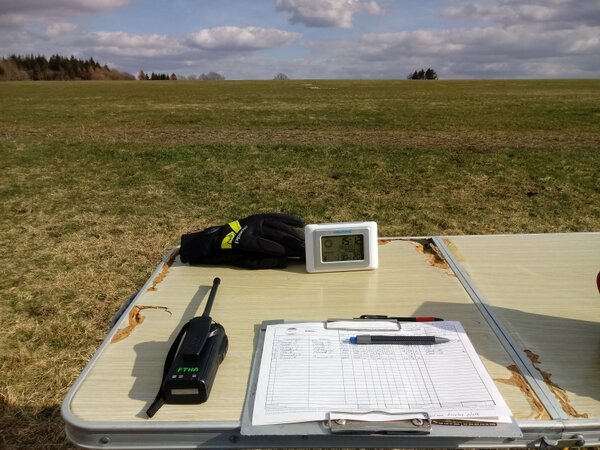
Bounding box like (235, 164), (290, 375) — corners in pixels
(1, 0), (599, 79)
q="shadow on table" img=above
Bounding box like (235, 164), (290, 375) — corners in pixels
(129, 283), (210, 418)
(409, 301), (600, 408)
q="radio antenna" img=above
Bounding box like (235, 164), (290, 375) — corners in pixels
(202, 277), (220, 317)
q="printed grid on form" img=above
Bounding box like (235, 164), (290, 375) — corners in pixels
(257, 322), (501, 423)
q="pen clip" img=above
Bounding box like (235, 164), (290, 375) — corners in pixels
(358, 315), (390, 319)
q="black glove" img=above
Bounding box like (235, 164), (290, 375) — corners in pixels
(180, 213), (305, 269)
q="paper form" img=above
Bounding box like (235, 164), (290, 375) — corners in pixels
(251, 321), (513, 426)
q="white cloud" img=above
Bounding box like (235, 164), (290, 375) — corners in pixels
(0, 0), (130, 29)
(187, 26), (301, 51)
(0, 0), (130, 15)
(44, 22), (79, 38)
(3, 23), (301, 60)
(368, 24), (599, 58)
(443, 0), (600, 28)
(84, 27), (301, 60)
(350, 22), (600, 78)
(0, 13), (26, 29)
(85, 31), (188, 58)
(276, 0), (382, 28)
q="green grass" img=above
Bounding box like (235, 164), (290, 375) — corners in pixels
(1, 79), (599, 448)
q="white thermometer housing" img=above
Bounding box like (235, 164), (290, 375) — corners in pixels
(304, 222), (378, 273)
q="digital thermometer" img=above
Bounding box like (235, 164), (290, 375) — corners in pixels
(304, 222), (378, 273)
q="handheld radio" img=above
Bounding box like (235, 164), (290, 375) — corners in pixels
(146, 277), (228, 417)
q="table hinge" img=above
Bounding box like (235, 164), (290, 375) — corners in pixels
(541, 434), (585, 449)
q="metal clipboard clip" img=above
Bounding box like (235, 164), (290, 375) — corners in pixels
(325, 318), (401, 331)
(327, 411), (432, 435)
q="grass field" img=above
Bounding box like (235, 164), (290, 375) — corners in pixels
(1, 79), (599, 448)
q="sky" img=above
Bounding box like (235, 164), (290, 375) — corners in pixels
(1, 0), (599, 79)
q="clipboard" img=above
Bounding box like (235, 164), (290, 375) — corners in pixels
(240, 320), (523, 440)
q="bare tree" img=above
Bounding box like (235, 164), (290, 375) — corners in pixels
(199, 72), (225, 80)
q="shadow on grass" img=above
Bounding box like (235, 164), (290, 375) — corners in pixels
(0, 399), (73, 449)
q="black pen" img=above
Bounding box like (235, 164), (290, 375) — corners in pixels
(349, 335), (450, 345)
(359, 315), (444, 322)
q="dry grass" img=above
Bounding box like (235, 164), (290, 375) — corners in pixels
(0, 79), (599, 448)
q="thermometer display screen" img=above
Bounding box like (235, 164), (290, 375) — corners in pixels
(321, 234), (364, 262)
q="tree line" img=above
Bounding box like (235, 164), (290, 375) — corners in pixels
(407, 68), (438, 80)
(0, 54), (134, 81)
(137, 72), (290, 81)
(137, 70), (226, 81)
(1, 54), (438, 81)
